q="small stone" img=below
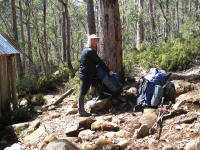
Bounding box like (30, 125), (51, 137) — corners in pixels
(34, 106), (42, 113)
(43, 135), (57, 143)
(48, 105), (56, 110)
(66, 108), (78, 115)
(71, 103), (78, 108)
(50, 113), (60, 119)
(117, 140), (129, 149)
(65, 125), (80, 137)
(78, 129), (95, 140)
(162, 145), (174, 150)
(134, 124), (149, 138)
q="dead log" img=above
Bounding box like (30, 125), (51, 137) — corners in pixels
(45, 88), (74, 108)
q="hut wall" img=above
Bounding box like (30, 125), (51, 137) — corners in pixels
(0, 55), (17, 116)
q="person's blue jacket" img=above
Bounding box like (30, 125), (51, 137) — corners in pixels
(79, 47), (110, 79)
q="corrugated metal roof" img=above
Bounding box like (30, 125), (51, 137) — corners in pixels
(0, 34), (19, 55)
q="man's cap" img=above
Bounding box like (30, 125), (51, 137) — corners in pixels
(88, 34), (100, 39)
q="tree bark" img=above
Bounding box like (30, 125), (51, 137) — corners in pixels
(136, 0), (144, 50)
(157, 0), (169, 41)
(11, 0), (24, 79)
(43, 0), (49, 76)
(97, 0), (122, 75)
(19, 0), (26, 71)
(148, 0), (156, 42)
(181, 0), (184, 24)
(176, 0), (179, 32)
(62, 5), (67, 63)
(86, 0), (96, 34)
(25, 0), (39, 79)
(65, 0), (73, 70)
(165, 0), (169, 40)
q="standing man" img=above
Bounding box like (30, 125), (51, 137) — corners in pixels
(78, 34), (113, 117)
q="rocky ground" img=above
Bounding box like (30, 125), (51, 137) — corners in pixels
(1, 65), (200, 150)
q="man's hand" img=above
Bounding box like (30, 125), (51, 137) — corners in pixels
(109, 71), (113, 76)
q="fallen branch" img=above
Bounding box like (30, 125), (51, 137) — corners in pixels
(45, 88), (74, 108)
(163, 109), (188, 120)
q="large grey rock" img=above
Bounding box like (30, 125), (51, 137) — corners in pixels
(171, 80), (194, 96)
(86, 97), (112, 113)
(45, 139), (80, 150)
(140, 108), (157, 128)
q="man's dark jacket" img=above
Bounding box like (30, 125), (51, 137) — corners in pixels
(79, 47), (110, 79)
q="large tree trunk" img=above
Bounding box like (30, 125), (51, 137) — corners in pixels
(59, 0), (73, 71)
(52, 6), (61, 65)
(97, 0), (122, 75)
(86, 0), (96, 34)
(176, 0), (180, 32)
(165, 0), (169, 40)
(157, 0), (169, 41)
(62, 5), (67, 62)
(149, 0), (156, 42)
(181, 0), (184, 24)
(43, 0), (49, 76)
(11, 0), (24, 79)
(136, 0), (144, 50)
(19, 0), (26, 72)
(25, 0), (38, 79)
(65, 0), (73, 70)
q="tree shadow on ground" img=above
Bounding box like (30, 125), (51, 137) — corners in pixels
(0, 126), (18, 149)
(0, 109), (38, 149)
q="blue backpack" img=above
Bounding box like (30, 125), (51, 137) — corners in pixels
(96, 65), (123, 95)
(137, 68), (168, 107)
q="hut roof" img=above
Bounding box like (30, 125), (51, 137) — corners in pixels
(0, 30), (22, 55)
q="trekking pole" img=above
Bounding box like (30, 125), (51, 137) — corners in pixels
(149, 99), (172, 140)
(149, 97), (165, 135)
(157, 100), (172, 140)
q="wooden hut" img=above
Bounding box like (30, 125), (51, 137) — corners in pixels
(0, 30), (22, 117)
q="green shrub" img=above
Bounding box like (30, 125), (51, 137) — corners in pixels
(31, 94), (45, 106)
(16, 78), (38, 98)
(123, 49), (139, 76)
(123, 35), (200, 72)
(37, 75), (57, 93)
(64, 71), (80, 102)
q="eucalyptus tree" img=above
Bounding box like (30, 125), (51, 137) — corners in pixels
(96, 0), (122, 75)
(148, 0), (156, 42)
(43, 0), (49, 76)
(86, 0), (96, 35)
(19, 0), (26, 70)
(136, 0), (144, 50)
(11, 0), (24, 79)
(59, 0), (73, 71)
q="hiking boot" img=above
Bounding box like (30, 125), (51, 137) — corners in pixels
(78, 95), (91, 117)
(78, 111), (91, 117)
